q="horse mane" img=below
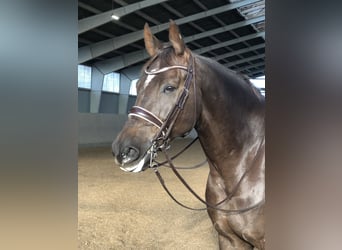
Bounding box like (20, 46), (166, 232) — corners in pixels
(193, 54), (265, 145)
(197, 54), (263, 98)
(195, 55), (265, 116)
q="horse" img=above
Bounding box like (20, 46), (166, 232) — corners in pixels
(112, 20), (265, 250)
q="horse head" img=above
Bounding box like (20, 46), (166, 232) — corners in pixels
(112, 21), (199, 173)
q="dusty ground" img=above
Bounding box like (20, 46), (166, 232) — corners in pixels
(78, 139), (218, 249)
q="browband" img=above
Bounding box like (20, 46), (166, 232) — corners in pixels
(145, 65), (188, 75)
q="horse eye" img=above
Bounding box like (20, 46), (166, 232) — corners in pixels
(163, 85), (176, 93)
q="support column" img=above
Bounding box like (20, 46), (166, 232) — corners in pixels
(90, 67), (104, 113)
(118, 73), (131, 114)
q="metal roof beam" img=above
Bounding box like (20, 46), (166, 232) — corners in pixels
(161, 2), (219, 58)
(248, 69), (265, 77)
(193, 0), (260, 65)
(78, 0), (168, 34)
(78, 0), (260, 63)
(78, 2), (101, 13)
(224, 54), (264, 67)
(235, 61), (264, 72)
(114, 0), (161, 25)
(79, 1), (139, 32)
(183, 16), (264, 43)
(210, 44), (264, 61)
(94, 31), (265, 74)
(246, 68), (264, 75)
(193, 31), (264, 54)
(95, 50), (150, 75)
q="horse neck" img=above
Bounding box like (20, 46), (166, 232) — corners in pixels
(194, 56), (265, 171)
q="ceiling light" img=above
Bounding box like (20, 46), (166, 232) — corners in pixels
(111, 14), (120, 20)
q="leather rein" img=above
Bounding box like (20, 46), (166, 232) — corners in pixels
(129, 50), (264, 214)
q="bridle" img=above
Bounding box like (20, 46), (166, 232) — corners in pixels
(128, 48), (264, 214)
(129, 48), (195, 152)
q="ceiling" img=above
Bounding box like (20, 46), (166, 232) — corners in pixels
(78, 0), (265, 78)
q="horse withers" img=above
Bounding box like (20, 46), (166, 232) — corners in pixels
(112, 21), (265, 249)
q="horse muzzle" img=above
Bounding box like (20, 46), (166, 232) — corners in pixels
(112, 137), (152, 173)
(117, 153), (150, 173)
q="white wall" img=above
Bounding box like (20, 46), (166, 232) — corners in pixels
(78, 113), (197, 147)
(78, 113), (127, 147)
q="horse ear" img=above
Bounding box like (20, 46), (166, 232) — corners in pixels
(169, 20), (185, 55)
(144, 23), (160, 57)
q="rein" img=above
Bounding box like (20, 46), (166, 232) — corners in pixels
(153, 139), (265, 214)
(153, 136), (207, 169)
(128, 49), (264, 214)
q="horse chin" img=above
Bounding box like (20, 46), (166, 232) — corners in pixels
(119, 153), (150, 173)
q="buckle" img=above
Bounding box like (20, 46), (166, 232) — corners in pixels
(177, 88), (189, 109)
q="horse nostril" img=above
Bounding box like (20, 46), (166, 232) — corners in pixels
(121, 146), (140, 163)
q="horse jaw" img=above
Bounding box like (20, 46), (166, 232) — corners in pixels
(118, 153), (150, 173)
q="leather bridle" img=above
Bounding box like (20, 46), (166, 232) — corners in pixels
(128, 49), (264, 214)
(129, 49), (195, 152)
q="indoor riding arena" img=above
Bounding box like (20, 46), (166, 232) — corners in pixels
(78, 0), (265, 249)
(78, 137), (218, 249)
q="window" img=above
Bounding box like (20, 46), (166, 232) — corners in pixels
(103, 72), (120, 93)
(78, 65), (91, 89)
(250, 75), (265, 96)
(129, 79), (138, 96)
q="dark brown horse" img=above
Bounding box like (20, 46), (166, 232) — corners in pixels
(112, 21), (265, 249)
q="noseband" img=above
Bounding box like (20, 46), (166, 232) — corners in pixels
(128, 51), (195, 150)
